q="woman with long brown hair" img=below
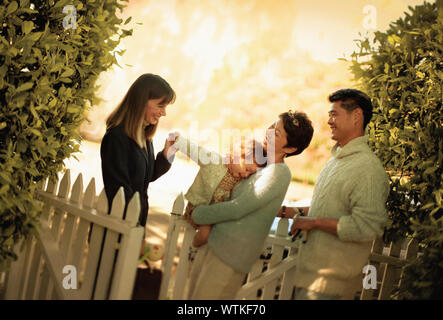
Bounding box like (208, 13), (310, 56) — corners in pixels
(100, 73), (177, 241)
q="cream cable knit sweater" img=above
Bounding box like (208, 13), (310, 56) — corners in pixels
(294, 135), (389, 298)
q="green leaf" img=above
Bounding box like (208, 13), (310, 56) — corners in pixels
(423, 166), (438, 176)
(22, 21), (34, 34)
(53, 0), (71, 9)
(26, 32), (43, 42)
(0, 184), (9, 195)
(48, 98), (58, 107)
(6, 1), (19, 16)
(29, 128), (42, 137)
(16, 82), (33, 92)
(60, 68), (75, 78)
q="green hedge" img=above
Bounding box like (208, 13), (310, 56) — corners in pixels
(349, 1), (442, 299)
(0, 0), (132, 270)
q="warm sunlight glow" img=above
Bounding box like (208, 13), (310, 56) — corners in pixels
(73, 0), (427, 214)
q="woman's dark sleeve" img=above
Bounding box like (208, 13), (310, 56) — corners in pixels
(100, 132), (134, 211)
(150, 149), (173, 182)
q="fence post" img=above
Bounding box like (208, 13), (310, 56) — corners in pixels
(109, 192), (143, 299)
(172, 223), (195, 300)
(93, 187), (126, 299)
(360, 238), (384, 300)
(378, 239), (403, 299)
(159, 193), (185, 300)
(78, 188), (108, 299)
(70, 177), (96, 284)
(262, 218), (289, 299)
(397, 238), (419, 290)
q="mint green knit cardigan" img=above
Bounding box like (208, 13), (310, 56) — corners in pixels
(192, 163), (292, 273)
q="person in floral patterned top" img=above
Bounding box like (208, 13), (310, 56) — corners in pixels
(172, 136), (266, 247)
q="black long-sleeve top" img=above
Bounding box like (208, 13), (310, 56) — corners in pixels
(100, 125), (172, 226)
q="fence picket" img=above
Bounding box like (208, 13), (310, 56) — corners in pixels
(159, 215), (183, 299)
(96, 188), (109, 214)
(37, 261), (50, 299)
(58, 170), (71, 199)
(50, 171), (71, 245)
(109, 192), (143, 299)
(71, 178), (96, 279)
(398, 238), (419, 290)
(4, 239), (28, 299)
(378, 240), (403, 299)
(172, 223), (194, 299)
(60, 174), (83, 259)
(38, 178), (56, 300)
(43, 178), (58, 222)
(24, 243), (42, 300)
(70, 174), (84, 204)
(279, 246), (298, 300)
(360, 238), (384, 300)
(243, 259), (265, 300)
(78, 188), (107, 299)
(37, 178), (47, 191)
(45, 177), (58, 195)
(83, 178), (96, 208)
(93, 187), (125, 299)
(159, 193), (185, 300)
(262, 219), (288, 299)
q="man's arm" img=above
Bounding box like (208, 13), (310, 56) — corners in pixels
(289, 170), (389, 242)
(336, 171), (389, 242)
(290, 216), (338, 237)
(278, 206), (339, 236)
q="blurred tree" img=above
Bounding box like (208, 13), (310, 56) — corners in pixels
(349, 0), (442, 299)
(0, 0), (132, 269)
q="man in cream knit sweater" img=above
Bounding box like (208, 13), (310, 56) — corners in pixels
(280, 89), (389, 300)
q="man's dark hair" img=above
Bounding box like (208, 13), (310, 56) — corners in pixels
(280, 111), (314, 157)
(328, 88), (373, 130)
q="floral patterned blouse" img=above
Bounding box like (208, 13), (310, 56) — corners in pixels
(184, 170), (242, 219)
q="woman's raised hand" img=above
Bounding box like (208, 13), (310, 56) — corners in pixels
(163, 131), (180, 160)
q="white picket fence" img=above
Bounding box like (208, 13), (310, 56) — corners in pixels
(159, 194), (421, 300)
(1, 173), (421, 300)
(359, 236), (419, 300)
(159, 211), (298, 300)
(2, 170), (144, 300)
(159, 194), (303, 300)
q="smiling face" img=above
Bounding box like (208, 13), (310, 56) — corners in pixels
(328, 102), (361, 147)
(263, 118), (296, 162)
(144, 97), (168, 125)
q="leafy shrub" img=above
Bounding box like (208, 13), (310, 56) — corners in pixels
(0, 0), (132, 270)
(349, 1), (442, 299)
